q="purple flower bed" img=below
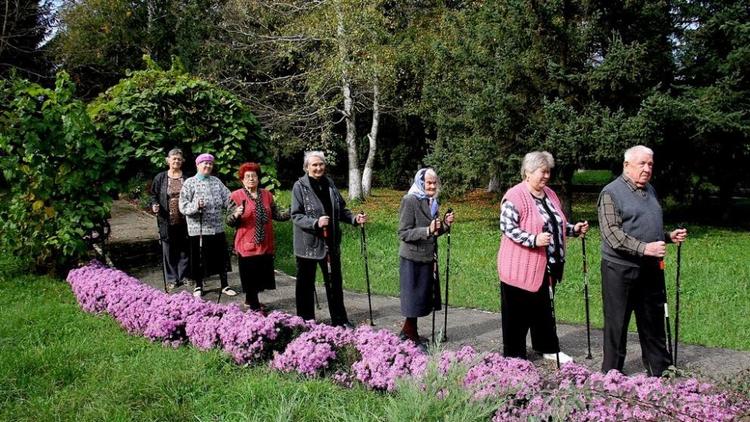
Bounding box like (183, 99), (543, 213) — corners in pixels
(272, 324), (357, 376)
(351, 326), (428, 391)
(219, 309), (308, 364)
(66, 262), (750, 420)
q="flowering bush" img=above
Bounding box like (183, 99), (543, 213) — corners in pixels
(272, 324), (357, 376)
(143, 292), (209, 347)
(66, 262), (750, 421)
(351, 326), (428, 391)
(493, 363), (750, 421)
(219, 309), (308, 365)
(185, 303), (230, 351)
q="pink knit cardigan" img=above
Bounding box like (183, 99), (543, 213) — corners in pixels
(497, 182), (567, 292)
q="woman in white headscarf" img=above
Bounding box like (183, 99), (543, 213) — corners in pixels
(397, 168), (455, 345)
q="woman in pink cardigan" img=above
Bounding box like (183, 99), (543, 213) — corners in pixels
(497, 151), (588, 364)
(227, 162), (290, 311)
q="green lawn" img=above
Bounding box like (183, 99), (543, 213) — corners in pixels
(273, 188), (750, 351)
(0, 274), (391, 421)
(0, 266), (506, 421)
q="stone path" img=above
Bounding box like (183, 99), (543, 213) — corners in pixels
(107, 200), (750, 381)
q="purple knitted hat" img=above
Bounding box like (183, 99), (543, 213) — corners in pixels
(195, 153), (214, 165)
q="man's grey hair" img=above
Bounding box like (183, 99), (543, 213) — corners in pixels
(303, 151), (326, 171)
(521, 151), (555, 178)
(624, 145), (654, 162)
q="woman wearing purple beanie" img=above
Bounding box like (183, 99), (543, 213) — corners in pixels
(179, 153), (238, 298)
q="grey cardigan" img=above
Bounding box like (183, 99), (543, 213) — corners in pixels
(291, 175), (356, 259)
(398, 194), (447, 263)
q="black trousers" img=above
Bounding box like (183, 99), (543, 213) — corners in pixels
(500, 275), (559, 359)
(601, 259), (672, 376)
(238, 254), (275, 308)
(161, 224), (189, 283)
(295, 255), (349, 326)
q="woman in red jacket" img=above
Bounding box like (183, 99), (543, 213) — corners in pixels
(227, 162), (290, 311)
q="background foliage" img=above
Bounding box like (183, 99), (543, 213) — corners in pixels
(0, 72), (113, 273)
(88, 56), (272, 185)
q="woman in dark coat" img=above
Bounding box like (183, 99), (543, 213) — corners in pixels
(398, 168), (455, 344)
(150, 148), (189, 290)
(290, 151), (367, 327)
(227, 162), (290, 311)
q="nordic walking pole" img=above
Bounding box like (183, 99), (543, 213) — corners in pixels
(322, 224), (333, 311)
(548, 273), (560, 369)
(660, 258), (674, 363)
(674, 225), (685, 365)
(441, 208), (453, 342)
(431, 216), (440, 345)
(582, 235), (593, 359)
(359, 211), (374, 326)
(197, 205), (204, 298)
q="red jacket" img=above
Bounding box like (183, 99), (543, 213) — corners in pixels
(230, 189), (276, 257)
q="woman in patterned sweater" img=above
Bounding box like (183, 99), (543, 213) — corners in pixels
(179, 153), (238, 298)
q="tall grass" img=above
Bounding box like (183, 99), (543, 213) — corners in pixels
(272, 189), (750, 350)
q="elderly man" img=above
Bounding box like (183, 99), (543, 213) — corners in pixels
(598, 145), (687, 376)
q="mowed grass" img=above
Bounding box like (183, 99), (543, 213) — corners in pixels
(273, 188), (750, 351)
(0, 273), (391, 421)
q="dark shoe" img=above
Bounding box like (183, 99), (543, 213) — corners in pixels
(335, 321), (355, 329)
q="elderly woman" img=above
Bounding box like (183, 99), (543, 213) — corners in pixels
(398, 168), (455, 344)
(291, 151), (366, 327)
(497, 151), (588, 364)
(150, 148), (189, 290)
(179, 153), (238, 298)
(227, 162), (290, 311)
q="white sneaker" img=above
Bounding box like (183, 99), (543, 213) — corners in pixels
(221, 286), (238, 297)
(193, 287), (203, 298)
(543, 352), (573, 364)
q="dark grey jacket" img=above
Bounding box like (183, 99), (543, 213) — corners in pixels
(398, 194), (447, 263)
(291, 175), (356, 259)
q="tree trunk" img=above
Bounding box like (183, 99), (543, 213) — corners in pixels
(335, 1), (362, 201)
(487, 175), (501, 193)
(362, 80), (379, 197)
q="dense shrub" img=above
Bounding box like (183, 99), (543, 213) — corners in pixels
(0, 73), (113, 273)
(88, 56), (275, 185)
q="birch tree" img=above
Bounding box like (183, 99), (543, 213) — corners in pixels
(217, 0), (394, 200)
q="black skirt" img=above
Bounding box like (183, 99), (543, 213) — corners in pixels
(189, 233), (231, 279)
(238, 254), (276, 293)
(399, 257), (441, 318)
